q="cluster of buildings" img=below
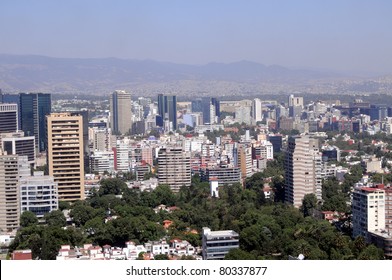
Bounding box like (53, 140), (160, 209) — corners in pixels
(2, 88), (392, 259)
(55, 227), (238, 260)
(56, 239), (198, 260)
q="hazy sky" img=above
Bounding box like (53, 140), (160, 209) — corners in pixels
(1, 0), (392, 74)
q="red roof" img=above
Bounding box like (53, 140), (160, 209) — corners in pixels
(12, 250), (32, 260)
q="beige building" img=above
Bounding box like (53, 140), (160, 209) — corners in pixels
(110, 90), (132, 135)
(47, 113), (85, 201)
(285, 135), (322, 208)
(0, 153), (29, 233)
(158, 147), (191, 192)
(237, 143), (253, 182)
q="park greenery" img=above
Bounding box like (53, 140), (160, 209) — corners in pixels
(8, 154), (384, 260)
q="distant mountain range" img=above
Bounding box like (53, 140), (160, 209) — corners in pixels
(0, 54), (344, 95)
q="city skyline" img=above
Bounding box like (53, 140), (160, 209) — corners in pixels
(1, 1), (392, 75)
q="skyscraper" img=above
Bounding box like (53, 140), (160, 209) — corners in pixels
(285, 135), (322, 208)
(252, 98), (263, 123)
(47, 112), (85, 201)
(0, 153), (29, 232)
(110, 90), (132, 135)
(0, 103), (18, 133)
(158, 147), (191, 192)
(157, 94), (177, 131)
(19, 93), (51, 152)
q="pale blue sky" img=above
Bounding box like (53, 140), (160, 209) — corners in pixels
(1, 0), (392, 74)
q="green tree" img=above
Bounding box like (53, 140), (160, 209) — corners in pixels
(44, 210), (66, 227)
(99, 178), (127, 196)
(224, 248), (256, 260)
(154, 254), (169, 260)
(20, 211), (38, 227)
(300, 194), (318, 217)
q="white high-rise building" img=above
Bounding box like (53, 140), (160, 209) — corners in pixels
(352, 186), (386, 240)
(288, 94), (304, 107)
(252, 98), (263, 123)
(285, 136), (322, 208)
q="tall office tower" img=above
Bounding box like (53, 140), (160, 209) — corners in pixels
(0, 93), (20, 129)
(285, 135), (322, 208)
(90, 127), (112, 152)
(252, 98), (263, 123)
(19, 93), (51, 152)
(157, 94), (177, 131)
(211, 98), (220, 123)
(158, 147), (191, 192)
(191, 98), (203, 113)
(267, 134), (283, 153)
(288, 94), (304, 107)
(1, 132), (35, 165)
(352, 186), (385, 239)
(20, 171), (58, 219)
(235, 106), (252, 125)
(0, 103), (18, 133)
(197, 97), (219, 124)
(47, 113), (85, 201)
(70, 111), (89, 172)
(236, 143), (253, 180)
(109, 90), (132, 135)
(0, 153), (29, 232)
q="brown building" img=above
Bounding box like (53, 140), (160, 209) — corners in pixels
(285, 136), (322, 208)
(47, 113), (85, 201)
(158, 147), (191, 193)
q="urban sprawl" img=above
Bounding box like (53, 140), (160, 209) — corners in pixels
(0, 90), (391, 260)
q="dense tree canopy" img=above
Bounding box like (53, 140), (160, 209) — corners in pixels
(9, 154), (383, 260)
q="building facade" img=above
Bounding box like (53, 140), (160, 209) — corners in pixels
(0, 154), (29, 232)
(158, 147), (191, 192)
(0, 103), (18, 134)
(352, 186), (385, 239)
(202, 227), (239, 260)
(110, 90), (132, 135)
(19, 93), (51, 152)
(285, 136), (322, 208)
(20, 171), (58, 219)
(47, 113), (85, 201)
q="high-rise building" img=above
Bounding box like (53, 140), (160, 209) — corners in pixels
(158, 147), (191, 192)
(252, 98), (263, 123)
(1, 132), (35, 164)
(47, 113), (85, 201)
(157, 94), (177, 131)
(267, 134), (283, 153)
(0, 153), (29, 232)
(193, 97), (220, 125)
(110, 90), (132, 135)
(288, 94), (304, 107)
(352, 186), (385, 239)
(236, 143), (253, 181)
(285, 135), (322, 208)
(0, 103), (18, 133)
(19, 171), (58, 219)
(0, 93), (20, 130)
(19, 93), (51, 152)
